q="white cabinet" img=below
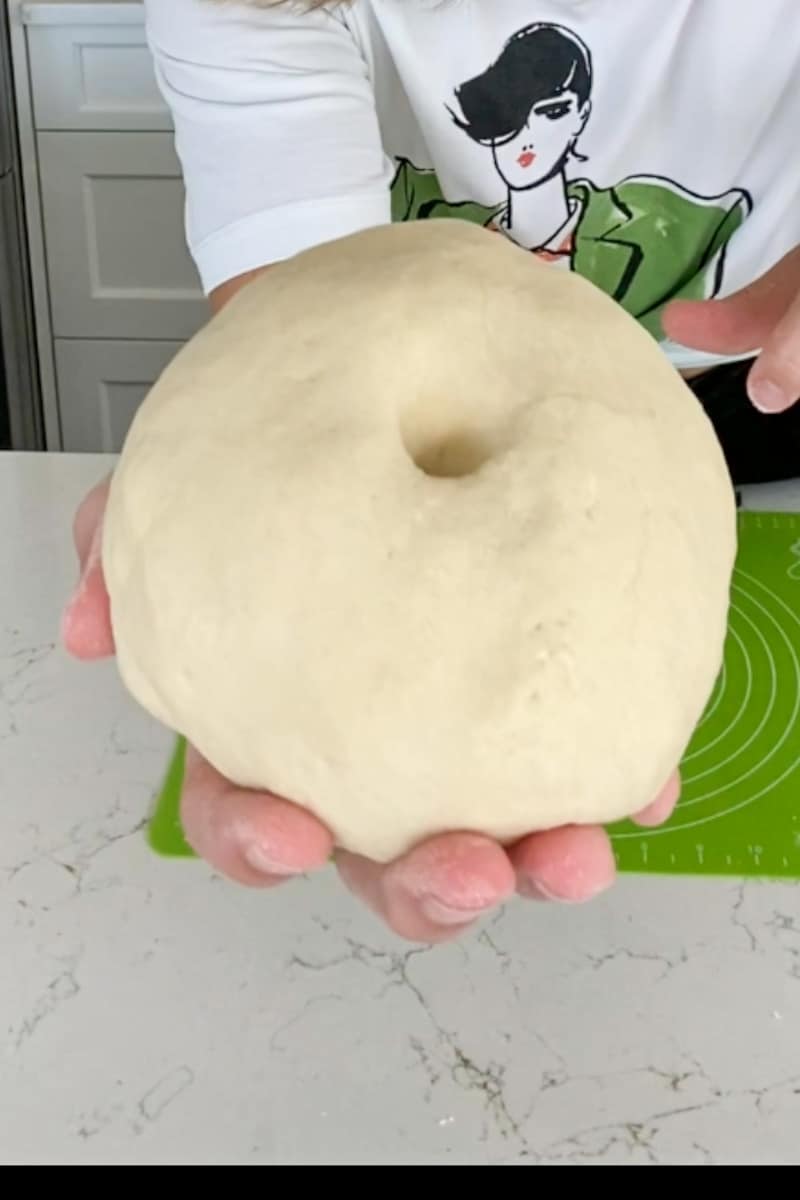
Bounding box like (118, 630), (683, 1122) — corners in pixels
(39, 131), (206, 340)
(27, 22), (172, 131)
(55, 338), (182, 452)
(16, 5), (206, 450)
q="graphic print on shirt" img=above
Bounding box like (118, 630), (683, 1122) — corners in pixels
(390, 22), (753, 341)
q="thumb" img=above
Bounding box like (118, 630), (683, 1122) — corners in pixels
(663, 247), (800, 357)
(62, 476), (115, 661)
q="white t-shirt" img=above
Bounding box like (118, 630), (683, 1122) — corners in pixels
(144, 0), (800, 369)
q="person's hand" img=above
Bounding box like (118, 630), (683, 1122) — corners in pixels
(63, 477), (680, 943)
(664, 246), (800, 413)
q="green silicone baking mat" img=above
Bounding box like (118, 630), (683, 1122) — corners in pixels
(146, 510), (800, 879)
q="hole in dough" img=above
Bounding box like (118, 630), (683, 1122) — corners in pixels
(409, 428), (493, 478)
(400, 398), (497, 479)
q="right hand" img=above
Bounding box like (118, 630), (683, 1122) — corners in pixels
(63, 477), (680, 943)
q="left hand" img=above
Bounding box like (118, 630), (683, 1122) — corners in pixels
(663, 246), (800, 413)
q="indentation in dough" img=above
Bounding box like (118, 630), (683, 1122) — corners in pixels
(400, 395), (500, 479)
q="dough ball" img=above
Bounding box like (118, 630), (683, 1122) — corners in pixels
(103, 219), (737, 863)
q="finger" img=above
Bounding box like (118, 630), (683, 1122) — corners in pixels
(336, 833), (516, 943)
(180, 746), (333, 888)
(61, 495), (115, 661)
(663, 247), (800, 357)
(510, 824), (616, 903)
(631, 770), (681, 828)
(745, 286), (800, 413)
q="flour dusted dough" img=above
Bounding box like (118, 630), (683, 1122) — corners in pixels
(103, 219), (736, 862)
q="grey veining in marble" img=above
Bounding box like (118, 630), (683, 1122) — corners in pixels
(1, 452), (799, 1164)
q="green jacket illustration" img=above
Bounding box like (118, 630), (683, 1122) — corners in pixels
(391, 159), (751, 340)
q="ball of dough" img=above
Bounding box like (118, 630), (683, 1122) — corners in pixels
(103, 219), (736, 863)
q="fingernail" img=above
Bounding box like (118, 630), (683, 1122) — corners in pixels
(517, 876), (567, 902)
(64, 567), (88, 615)
(60, 582), (88, 647)
(65, 532), (101, 613)
(518, 875), (612, 904)
(749, 379), (794, 414)
(419, 896), (495, 927)
(243, 843), (305, 879)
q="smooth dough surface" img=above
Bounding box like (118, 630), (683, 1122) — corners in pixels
(103, 219), (737, 862)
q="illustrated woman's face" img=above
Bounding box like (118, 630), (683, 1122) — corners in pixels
(492, 91), (589, 190)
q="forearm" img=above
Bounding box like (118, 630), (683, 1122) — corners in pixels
(210, 267), (271, 315)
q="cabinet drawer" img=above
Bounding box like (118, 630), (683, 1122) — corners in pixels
(56, 339), (184, 452)
(39, 131), (206, 341)
(27, 24), (172, 132)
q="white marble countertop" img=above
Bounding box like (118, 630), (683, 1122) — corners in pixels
(2, 450), (800, 1165)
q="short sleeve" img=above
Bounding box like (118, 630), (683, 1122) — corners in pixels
(144, 0), (393, 293)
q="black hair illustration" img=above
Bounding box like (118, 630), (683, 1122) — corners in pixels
(406, 18), (752, 328)
(448, 22), (593, 147)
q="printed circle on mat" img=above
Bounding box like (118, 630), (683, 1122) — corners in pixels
(613, 568), (800, 839)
